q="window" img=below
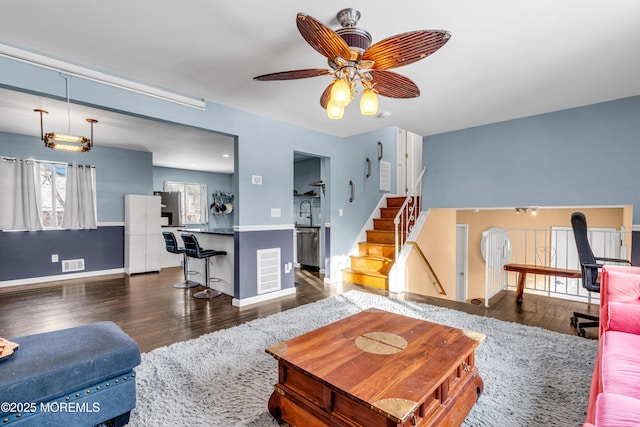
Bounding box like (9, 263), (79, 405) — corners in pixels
(0, 158), (95, 231)
(39, 162), (67, 228)
(164, 181), (208, 224)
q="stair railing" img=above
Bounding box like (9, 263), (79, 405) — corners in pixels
(393, 167), (426, 261)
(405, 241), (446, 295)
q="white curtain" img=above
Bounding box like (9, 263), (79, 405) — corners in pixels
(200, 183), (208, 224)
(62, 163), (97, 229)
(0, 157), (42, 230)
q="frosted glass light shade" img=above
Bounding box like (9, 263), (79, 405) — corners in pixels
(360, 90), (378, 115)
(330, 79), (351, 107)
(326, 101), (344, 119)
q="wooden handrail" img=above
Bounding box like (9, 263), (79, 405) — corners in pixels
(406, 241), (446, 296)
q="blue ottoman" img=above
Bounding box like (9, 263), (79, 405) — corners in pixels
(0, 321), (141, 426)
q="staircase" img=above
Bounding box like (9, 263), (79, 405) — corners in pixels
(342, 196), (412, 290)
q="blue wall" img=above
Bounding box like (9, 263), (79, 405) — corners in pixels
(0, 227), (123, 281)
(0, 132), (183, 282)
(423, 96), (640, 222)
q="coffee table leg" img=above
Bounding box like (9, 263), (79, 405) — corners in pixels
(268, 390), (285, 425)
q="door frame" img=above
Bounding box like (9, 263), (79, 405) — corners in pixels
(396, 129), (423, 195)
(456, 224), (468, 302)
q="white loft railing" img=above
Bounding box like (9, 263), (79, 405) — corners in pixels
(393, 167), (426, 262)
(482, 227), (511, 307)
(483, 226), (630, 306)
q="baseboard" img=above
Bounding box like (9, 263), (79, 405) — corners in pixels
(0, 268), (125, 289)
(231, 287), (296, 307)
(324, 275), (341, 285)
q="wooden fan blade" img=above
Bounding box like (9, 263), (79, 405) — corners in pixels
(320, 82), (334, 109)
(297, 12), (352, 62)
(254, 69), (331, 81)
(363, 30), (451, 71)
(370, 70), (420, 98)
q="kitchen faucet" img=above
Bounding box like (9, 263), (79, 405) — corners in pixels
(299, 200), (312, 226)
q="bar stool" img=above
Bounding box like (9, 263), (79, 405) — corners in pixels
(181, 233), (227, 299)
(162, 231), (200, 288)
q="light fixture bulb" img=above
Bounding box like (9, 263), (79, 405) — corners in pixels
(360, 89), (378, 115)
(48, 132), (88, 143)
(330, 79), (351, 107)
(326, 101), (344, 120)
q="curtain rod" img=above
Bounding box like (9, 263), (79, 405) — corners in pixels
(1, 156), (94, 168)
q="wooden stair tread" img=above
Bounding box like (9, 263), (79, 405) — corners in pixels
(342, 267), (388, 278)
(346, 195), (415, 290)
(350, 255), (393, 261)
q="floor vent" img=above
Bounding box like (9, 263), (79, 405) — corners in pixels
(62, 258), (85, 272)
(257, 248), (281, 294)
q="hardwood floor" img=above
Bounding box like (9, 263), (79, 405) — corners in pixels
(0, 267), (599, 353)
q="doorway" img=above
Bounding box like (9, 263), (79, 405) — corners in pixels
(456, 224), (468, 302)
(293, 152), (328, 273)
(396, 128), (423, 195)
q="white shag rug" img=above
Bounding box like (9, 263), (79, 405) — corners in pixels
(127, 290), (597, 427)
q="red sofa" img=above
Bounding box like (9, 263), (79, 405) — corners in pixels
(583, 265), (640, 426)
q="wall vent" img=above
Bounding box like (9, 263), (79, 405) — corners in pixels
(62, 258), (85, 273)
(257, 248), (281, 294)
(379, 160), (391, 192)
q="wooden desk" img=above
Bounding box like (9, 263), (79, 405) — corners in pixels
(504, 263), (582, 303)
(266, 309), (484, 426)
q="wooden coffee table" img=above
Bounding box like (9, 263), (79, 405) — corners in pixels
(266, 308), (484, 426)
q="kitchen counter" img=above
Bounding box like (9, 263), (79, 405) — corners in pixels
(179, 227), (234, 235)
(176, 228), (235, 297)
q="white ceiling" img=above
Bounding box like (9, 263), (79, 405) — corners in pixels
(1, 1), (639, 173)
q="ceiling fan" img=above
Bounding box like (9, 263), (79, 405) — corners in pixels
(254, 8), (451, 119)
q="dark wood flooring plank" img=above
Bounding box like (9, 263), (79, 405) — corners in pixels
(0, 267), (597, 352)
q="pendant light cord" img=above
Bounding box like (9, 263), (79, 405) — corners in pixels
(61, 73), (72, 134)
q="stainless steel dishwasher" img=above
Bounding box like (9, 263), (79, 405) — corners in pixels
(296, 226), (319, 270)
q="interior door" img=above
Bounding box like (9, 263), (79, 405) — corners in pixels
(396, 129), (423, 195)
(456, 224), (468, 302)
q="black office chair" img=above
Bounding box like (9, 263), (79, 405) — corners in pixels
(162, 231), (200, 289)
(181, 233), (227, 299)
(570, 212), (631, 337)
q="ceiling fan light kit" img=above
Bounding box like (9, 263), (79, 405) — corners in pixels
(254, 8), (451, 120)
(360, 89), (379, 115)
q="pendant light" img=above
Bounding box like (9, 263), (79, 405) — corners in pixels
(35, 74), (97, 152)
